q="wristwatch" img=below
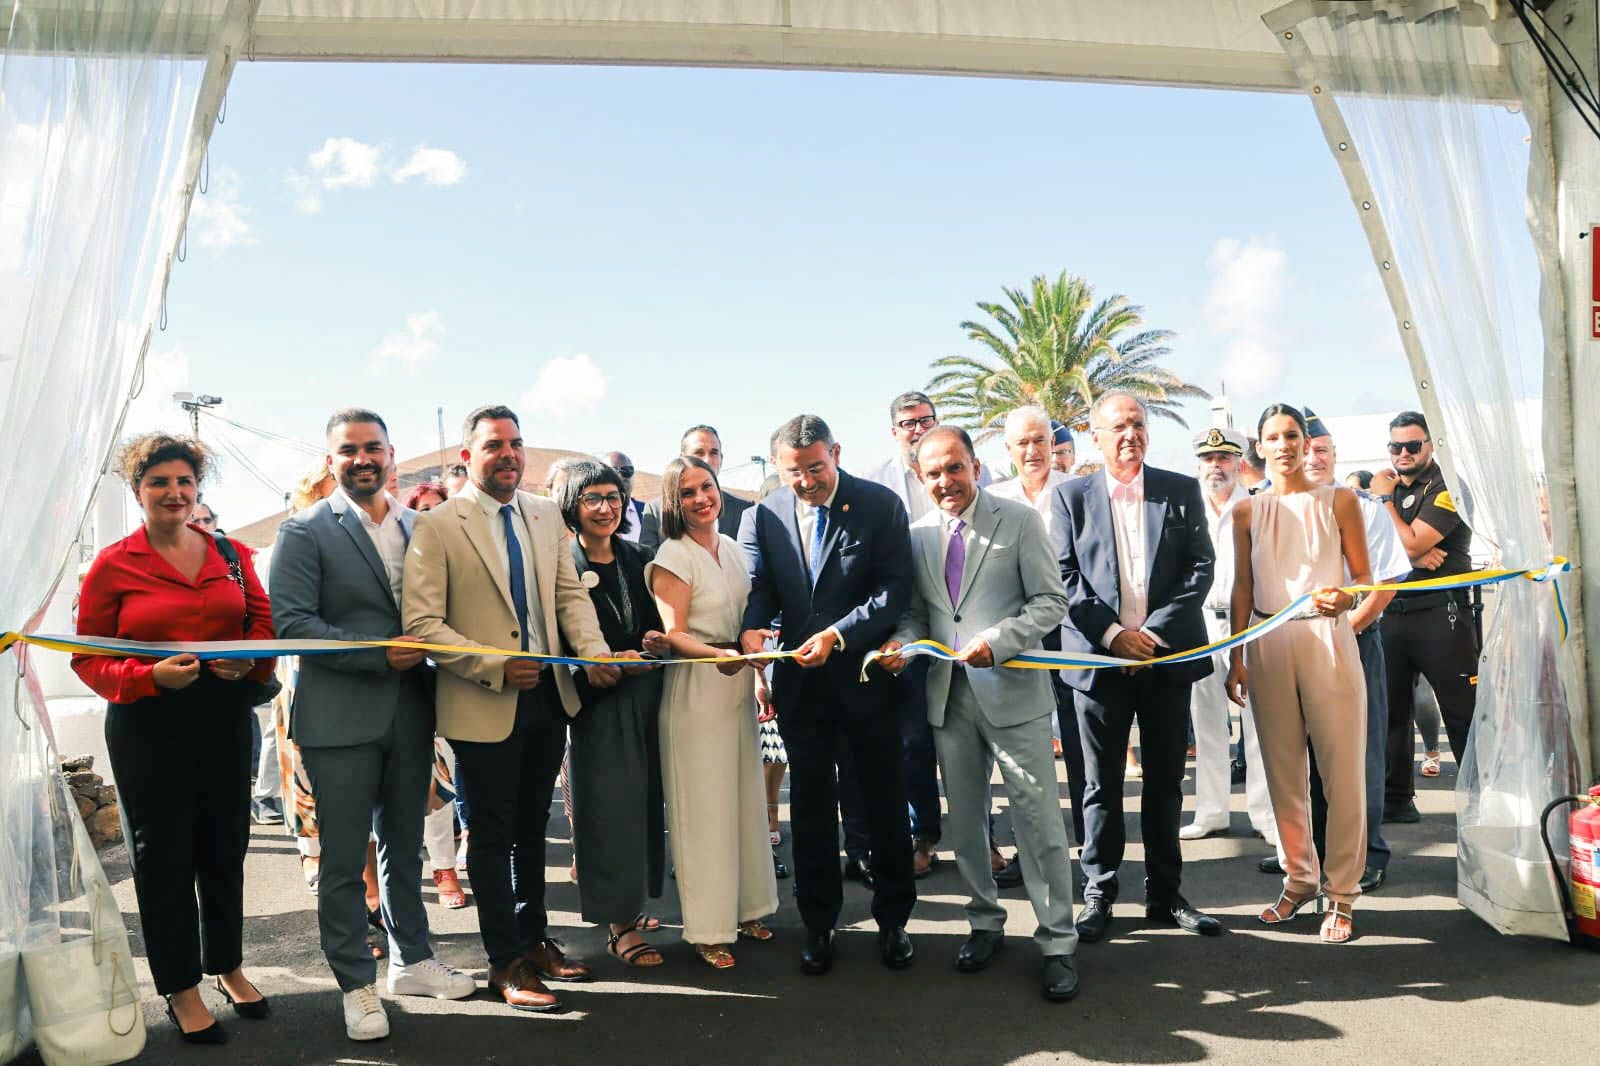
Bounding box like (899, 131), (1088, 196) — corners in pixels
(1371, 493), (1393, 503)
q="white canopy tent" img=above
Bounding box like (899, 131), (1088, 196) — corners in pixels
(3, 1), (1598, 1056)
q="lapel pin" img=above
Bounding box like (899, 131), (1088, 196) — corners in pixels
(842, 503), (850, 513)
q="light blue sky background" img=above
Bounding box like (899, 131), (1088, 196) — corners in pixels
(140, 60), (1482, 526)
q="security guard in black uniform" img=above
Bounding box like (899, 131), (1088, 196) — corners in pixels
(1368, 411), (1476, 824)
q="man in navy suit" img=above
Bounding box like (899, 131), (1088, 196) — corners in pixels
(1049, 391), (1221, 942)
(739, 414), (916, 975)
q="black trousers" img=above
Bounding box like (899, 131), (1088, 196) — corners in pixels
(1381, 598), (1479, 807)
(452, 685), (567, 968)
(1074, 669), (1193, 906)
(779, 672), (916, 935)
(1043, 630), (1087, 848)
(104, 679), (252, 996)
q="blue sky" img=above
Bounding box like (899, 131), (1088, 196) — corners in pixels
(142, 61), (1446, 527)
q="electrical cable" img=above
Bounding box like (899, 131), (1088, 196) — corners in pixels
(1508, 0), (1600, 142)
(207, 424), (287, 498)
(197, 410), (322, 455)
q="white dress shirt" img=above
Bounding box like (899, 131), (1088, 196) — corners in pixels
(988, 468), (1070, 546)
(899, 458), (933, 522)
(337, 488), (407, 606)
(1100, 465), (1165, 650)
(795, 480), (841, 571)
(457, 481), (548, 653)
(1203, 483), (1250, 614)
(1357, 493), (1411, 583)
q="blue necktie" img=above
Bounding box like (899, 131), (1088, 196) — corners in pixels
(500, 504), (531, 651)
(809, 503), (829, 586)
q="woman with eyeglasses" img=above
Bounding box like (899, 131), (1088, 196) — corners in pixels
(1225, 404), (1372, 945)
(556, 460), (674, 967)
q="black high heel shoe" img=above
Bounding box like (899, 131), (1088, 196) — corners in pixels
(165, 996), (227, 1044)
(214, 976), (271, 1020)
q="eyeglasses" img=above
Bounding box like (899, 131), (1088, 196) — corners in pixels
(580, 492), (625, 510)
(1387, 440), (1426, 455)
(615, 466), (635, 478)
(895, 415), (938, 432)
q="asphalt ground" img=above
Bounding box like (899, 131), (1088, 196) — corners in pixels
(18, 707), (1599, 1066)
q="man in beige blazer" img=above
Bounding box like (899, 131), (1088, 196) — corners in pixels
(402, 404), (624, 1013)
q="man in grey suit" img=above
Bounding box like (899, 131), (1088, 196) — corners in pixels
(270, 408), (474, 1043)
(639, 424), (751, 548)
(878, 426), (1079, 1002)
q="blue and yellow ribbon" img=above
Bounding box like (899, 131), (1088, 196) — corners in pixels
(864, 558), (1572, 676)
(0, 559), (1571, 675)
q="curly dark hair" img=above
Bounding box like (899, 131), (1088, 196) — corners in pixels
(118, 432), (212, 488)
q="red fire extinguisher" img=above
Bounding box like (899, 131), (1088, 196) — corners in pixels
(1541, 786), (1600, 950)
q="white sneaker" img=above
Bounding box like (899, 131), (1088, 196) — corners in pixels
(1178, 822), (1227, 841)
(387, 957), (476, 1000)
(342, 984), (389, 1041)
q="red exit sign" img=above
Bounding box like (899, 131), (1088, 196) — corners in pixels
(1593, 224), (1600, 338)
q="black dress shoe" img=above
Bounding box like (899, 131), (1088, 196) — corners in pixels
(843, 857), (876, 890)
(1360, 865), (1388, 892)
(1230, 759), (1247, 785)
(1383, 799), (1421, 824)
(1258, 855), (1284, 875)
(1075, 898), (1112, 943)
(1146, 897), (1222, 936)
(879, 926), (914, 970)
(1041, 955), (1079, 1002)
(773, 852), (790, 879)
(955, 930), (1004, 973)
(166, 998), (227, 1044)
(214, 977), (270, 1020)
(993, 856), (1024, 889)
(801, 930), (834, 976)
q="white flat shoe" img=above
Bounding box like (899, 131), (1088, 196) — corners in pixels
(1178, 823), (1227, 841)
(387, 958), (476, 1000)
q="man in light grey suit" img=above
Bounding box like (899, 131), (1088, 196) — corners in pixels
(270, 408), (474, 1043)
(639, 424), (751, 549)
(878, 425), (1079, 1002)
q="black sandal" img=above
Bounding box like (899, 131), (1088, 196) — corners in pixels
(214, 977), (270, 1020)
(607, 927), (664, 968)
(165, 996), (227, 1044)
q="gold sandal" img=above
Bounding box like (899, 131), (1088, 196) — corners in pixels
(694, 944), (736, 969)
(1258, 890), (1319, 925)
(737, 920), (774, 942)
(1320, 901), (1354, 944)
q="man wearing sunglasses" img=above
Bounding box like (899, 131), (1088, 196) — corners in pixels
(1368, 411), (1476, 825)
(603, 451), (647, 544)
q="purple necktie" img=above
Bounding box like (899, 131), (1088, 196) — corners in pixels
(945, 518), (966, 608)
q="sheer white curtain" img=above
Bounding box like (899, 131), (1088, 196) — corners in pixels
(1269, 0), (1584, 940)
(1, 0), (221, 1056)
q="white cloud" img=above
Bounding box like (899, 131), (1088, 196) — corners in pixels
(1203, 236), (1289, 392)
(368, 311), (445, 373)
(392, 146), (467, 186)
(519, 354), (608, 422)
(287, 137), (468, 212)
(187, 166), (255, 251)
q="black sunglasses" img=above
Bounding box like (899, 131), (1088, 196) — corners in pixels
(616, 465), (635, 478)
(1387, 440), (1426, 455)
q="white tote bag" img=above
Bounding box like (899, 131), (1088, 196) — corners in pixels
(20, 789), (144, 1065)
(0, 945), (19, 1063)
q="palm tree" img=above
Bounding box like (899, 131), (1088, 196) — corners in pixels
(927, 272), (1209, 443)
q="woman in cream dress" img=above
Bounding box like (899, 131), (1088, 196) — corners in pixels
(647, 457), (778, 968)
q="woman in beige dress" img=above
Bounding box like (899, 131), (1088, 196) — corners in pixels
(1226, 404), (1371, 944)
(647, 457), (778, 968)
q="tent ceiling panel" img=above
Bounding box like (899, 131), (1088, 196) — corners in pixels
(242, 0), (1308, 89)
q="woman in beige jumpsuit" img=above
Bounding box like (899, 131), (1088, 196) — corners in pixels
(1226, 405), (1372, 944)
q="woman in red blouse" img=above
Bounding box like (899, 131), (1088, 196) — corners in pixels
(73, 433), (277, 1044)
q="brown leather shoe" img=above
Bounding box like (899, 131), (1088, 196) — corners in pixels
(487, 960), (559, 1012)
(525, 938), (592, 983)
